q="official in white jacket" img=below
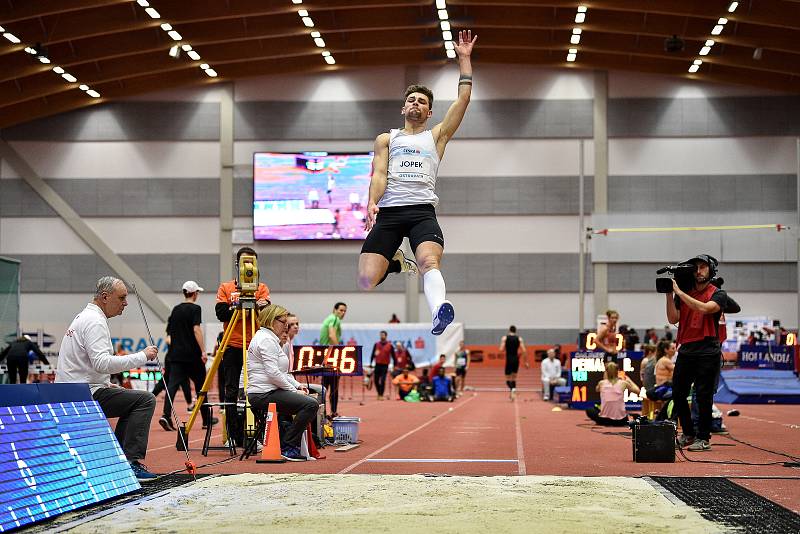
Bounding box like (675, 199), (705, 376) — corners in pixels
(56, 276), (159, 480)
(247, 303), (319, 462)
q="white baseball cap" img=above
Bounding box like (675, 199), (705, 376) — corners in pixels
(182, 280), (204, 293)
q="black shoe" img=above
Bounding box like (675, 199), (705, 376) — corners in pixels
(158, 416), (175, 431)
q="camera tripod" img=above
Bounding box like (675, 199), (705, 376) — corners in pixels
(179, 300), (258, 452)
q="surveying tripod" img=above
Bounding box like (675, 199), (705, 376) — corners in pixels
(178, 299), (258, 451)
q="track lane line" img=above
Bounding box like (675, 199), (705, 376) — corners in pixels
(338, 395), (477, 474)
(514, 399), (527, 475)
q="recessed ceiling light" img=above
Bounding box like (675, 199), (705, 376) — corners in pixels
(440, 21), (450, 31)
(728, 1), (738, 12)
(200, 63), (209, 69)
(575, 13), (585, 23)
(311, 31), (321, 38)
(688, 64), (699, 73)
(53, 66), (65, 74)
(572, 28), (582, 35)
(144, 7), (160, 19)
(567, 53), (577, 62)
(182, 44), (192, 51)
(578, 6), (587, 13)
(292, 0), (302, 4)
(24, 46), (36, 54)
(442, 31), (452, 41)
(711, 25), (723, 35)
(38, 56), (51, 64)
(445, 41), (454, 50)
(321, 50), (330, 57)
(137, 0), (150, 6)
(205, 68), (218, 77)
(160, 23), (172, 31)
(717, 17), (728, 25)
(436, 0), (447, 8)
(87, 89), (101, 98)
(298, 9), (308, 17)
(324, 56), (335, 65)
(570, 35), (581, 44)
(438, 9), (448, 20)
(3, 33), (21, 44)
(446, 49), (456, 58)
(168, 30), (182, 41)
(693, 59), (702, 65)
(314, 37), (325, 47)
(705, 39), (715, 47)
(79, 84), (88, 91)
(568, 48), (577, 54)
(699, 46), (711, 56)
(187, 50), (201, 60)
(302, 17), (314, 27)
(62, 73), (77, 82)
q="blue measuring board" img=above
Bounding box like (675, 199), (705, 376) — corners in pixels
(0, 401), (140, 532)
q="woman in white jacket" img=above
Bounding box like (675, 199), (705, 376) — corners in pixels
(247, 303), (319, 462)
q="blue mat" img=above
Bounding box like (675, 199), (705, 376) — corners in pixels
(715, 369), (800, 404)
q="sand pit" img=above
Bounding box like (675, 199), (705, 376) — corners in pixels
(70, 474), (723, 533)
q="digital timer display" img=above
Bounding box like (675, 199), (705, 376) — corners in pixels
(292, 345), (363, 376)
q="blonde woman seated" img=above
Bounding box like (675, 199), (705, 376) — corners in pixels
(585, 361), (640, 427)
(247, 304), (319, 462)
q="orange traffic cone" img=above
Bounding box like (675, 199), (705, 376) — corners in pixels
(306, 424), (325, 460)
(256, 402), (285, 463)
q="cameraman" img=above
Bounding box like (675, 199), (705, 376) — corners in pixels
(665, 254), (727, 452)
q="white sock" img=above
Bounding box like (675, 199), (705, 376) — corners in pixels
(423, 269), (447, 316)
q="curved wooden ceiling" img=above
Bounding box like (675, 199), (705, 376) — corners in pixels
(0, 0), (798, 129)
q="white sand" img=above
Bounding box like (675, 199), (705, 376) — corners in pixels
(71, 474), (724, 533)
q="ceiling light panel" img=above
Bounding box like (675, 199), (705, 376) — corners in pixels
(132, 1), (219, 76)
(566, 6), (587, 64)
(688, 6), (738, 75)
(290, 2), (335, 66)
(434, 1), (453, 59)
(1, 25), (101, 98)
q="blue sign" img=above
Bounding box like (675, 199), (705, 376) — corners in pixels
(0, 401), (139, 531)
(737, 344), (795, 370)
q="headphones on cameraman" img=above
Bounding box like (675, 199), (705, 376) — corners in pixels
(686, 254), (718, 281)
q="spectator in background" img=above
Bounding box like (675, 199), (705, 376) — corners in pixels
(159, 281), (211, 432)
(541, 348), (566, 401)
(454, 340), (469, 396)
(644, 328), (659, 345)
(640, 344), (657, 394)
(596, 310), (620, 361)
(370, 330), (395, 400)
(430, 353), (446, 378)
(392, 367), (420, 400)
(432, 367), (455, 401)
(647, 340), (676, 401)
(585, 361), (640, 427)
(553, 343), (566, 367)
(393, 341), (413, 376)
(1, 335), (48, 384)
(320, 302), (347, 416)
(388, 313), (401, 323)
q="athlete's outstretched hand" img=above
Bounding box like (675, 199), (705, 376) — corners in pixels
(365, 201), (379, 231)
(454, 29), (477, 57)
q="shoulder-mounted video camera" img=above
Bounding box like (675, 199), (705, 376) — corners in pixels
(655, 263), (695, 293)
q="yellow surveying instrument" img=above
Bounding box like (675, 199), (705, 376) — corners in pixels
(178, 252), (262, 453)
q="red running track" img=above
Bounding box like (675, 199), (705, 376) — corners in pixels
(140, 367), (800, 513)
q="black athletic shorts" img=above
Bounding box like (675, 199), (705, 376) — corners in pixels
(505, 356), (520, 376)
(361, 204), (444, 261)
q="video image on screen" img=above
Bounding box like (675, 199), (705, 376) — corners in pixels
(253, 152), (372, 241)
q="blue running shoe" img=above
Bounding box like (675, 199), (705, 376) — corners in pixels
(431, 300), (455, 336)
(130, 461), (158, 482)
(281, 445), (307, 462)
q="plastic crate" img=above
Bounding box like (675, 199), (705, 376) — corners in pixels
(332, 416), (360, 444)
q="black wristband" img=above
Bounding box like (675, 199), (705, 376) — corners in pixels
(459, 75), (473, 81)
(458, 80), (473, 86)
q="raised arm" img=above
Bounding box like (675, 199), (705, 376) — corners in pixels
(432, 29), (477, 156)
(365, 132), (390, 231)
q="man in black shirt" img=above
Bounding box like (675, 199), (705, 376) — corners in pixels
(665, 254), (732, 452)
(159, 281), (210, 431)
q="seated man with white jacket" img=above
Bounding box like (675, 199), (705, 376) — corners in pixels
(246, 303), (319, 462)
(541, 348), (566, 401)
(56, 276), (159, 481)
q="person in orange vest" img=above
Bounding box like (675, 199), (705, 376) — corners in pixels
(215, 246), (270, 446)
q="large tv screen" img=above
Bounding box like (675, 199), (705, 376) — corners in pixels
(253, 151), (372, 240)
